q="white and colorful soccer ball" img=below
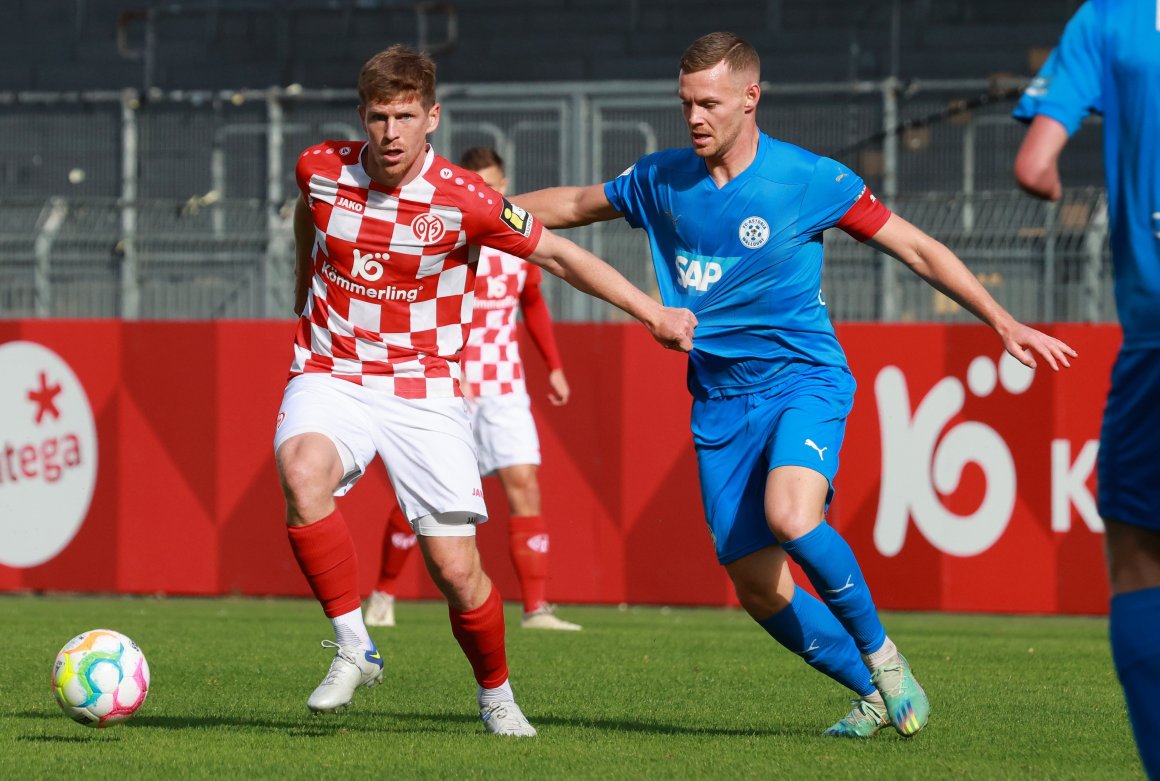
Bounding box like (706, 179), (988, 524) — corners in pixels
(52, 629), (150, 727)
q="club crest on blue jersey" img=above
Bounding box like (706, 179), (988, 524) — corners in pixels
(739, 216), (770, 249)
(675, 252), (741, 293)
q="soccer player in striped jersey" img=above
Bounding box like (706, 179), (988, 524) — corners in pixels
(515, 32), (1076, 738)
(274, 45), (695, 736)
(1014, 2), (1160, 774)
(366, 147), (582, 633)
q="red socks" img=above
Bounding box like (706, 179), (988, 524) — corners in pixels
(509, 515), (549, 613)
(376, 504), (417, 593)
(449, 585), (509, 689)
(286, 508), (362, 618)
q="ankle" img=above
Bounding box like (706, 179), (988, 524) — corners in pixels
(863, 636), (898, 670)
(478, 679), (514, 707)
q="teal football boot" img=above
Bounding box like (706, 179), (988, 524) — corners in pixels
(871, 654), (930, 736)
(822, 697), (889, 738)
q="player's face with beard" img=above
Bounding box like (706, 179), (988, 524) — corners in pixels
(678, 62), (757, 160)
(359, 94), (441, 188)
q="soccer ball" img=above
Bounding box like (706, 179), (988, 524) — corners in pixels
(52, 629), (150, 727)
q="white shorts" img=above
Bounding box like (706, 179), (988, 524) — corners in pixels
(274, 374), (487, 537)
(469, 392), (541, 476)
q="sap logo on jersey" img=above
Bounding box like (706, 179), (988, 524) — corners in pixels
(675, 253), (738, 293)
(0, 342), (97, 569)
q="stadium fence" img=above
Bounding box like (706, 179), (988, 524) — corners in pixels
(0, 78), (1112, 324)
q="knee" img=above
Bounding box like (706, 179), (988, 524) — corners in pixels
(765, 506), (821, 543)
(277, 443), (339, 522)
(279, 458), (324, 504)
(732, 578), (792, 620)
(428, 550), (484, 604)
(504, 471), (540, 512)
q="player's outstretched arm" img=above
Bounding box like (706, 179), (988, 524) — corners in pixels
(526, 229), (696, 352)
(1014, 116), (1070, 201)
(511, 184), (622, 229)
(292, 195), (315, 316)
(519, 269), (569, 405)
(865, 213), (1077, 371)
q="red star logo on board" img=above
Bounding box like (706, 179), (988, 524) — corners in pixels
(27, 371), (62, 424)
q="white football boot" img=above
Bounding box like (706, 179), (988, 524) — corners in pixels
(520, 604), (582, 631)
(364, 592), (396, 628)
(306, 640), (384, 713)
(480, 700), (537, 737)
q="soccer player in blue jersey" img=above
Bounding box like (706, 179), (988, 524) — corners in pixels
(1013, 2), (1160, 774)
(516, 31), (1076, 738)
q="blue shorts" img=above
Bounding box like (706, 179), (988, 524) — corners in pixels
(691, 366), (856, 564)
(1098, 347), (1160, 530)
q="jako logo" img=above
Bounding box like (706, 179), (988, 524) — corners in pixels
(0, 341), (97, 568)
(526, 533), (550, 554)
(874, 353), (1034, 558)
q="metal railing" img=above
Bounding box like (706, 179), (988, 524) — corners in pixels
(0, 79), (1112, 323)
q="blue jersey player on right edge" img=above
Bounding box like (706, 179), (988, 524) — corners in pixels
(516, 32), (1076, 739)
(1014, 1), (1160, 775)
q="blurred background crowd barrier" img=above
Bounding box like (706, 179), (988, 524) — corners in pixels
(0, 78), (1110, 324)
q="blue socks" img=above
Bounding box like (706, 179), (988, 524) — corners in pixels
(1110, 587), (1160, 779)
(758, 586), (875, 697)
(781, 522), (887, 655)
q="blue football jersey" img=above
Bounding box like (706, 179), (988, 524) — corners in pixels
(1013, 0), (1160, 348)
(605, 132), (869, 398)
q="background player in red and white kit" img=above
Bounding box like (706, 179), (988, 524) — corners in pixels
(366, 147), (582, 633)
(273, 45), (695, 737)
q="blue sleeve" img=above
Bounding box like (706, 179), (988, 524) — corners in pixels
(799, 157), (866, 235)
(1012, 1), (1103, 135)
(603, 162), (649, 230)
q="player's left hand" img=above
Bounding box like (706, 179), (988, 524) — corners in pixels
(1000, 321), (1077, 371)
(648, 306), (697, 352)
(547, 369), (571, 406)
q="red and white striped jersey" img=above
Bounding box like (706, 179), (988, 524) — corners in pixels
(462, 250), (536, 396)
(290, 141), (541, 398)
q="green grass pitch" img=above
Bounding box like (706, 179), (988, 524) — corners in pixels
(0, 595), (1141, 780)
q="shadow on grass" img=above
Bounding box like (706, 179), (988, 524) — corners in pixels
(14, 709), (805, 739)
(13, 710), (375, 737)
(395, 711), (806, 738)
(16, 734), (118, 743)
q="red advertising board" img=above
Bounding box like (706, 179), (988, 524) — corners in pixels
(0, 321), (1116, 614)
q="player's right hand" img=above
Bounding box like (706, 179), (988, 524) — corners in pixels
(649, 306), (697, 352)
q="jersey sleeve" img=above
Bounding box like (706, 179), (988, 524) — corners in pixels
(462, 187), (544, 259)
(603, 162), (650, 230)
(1011, 1), (1103, 134)
(837, 185), (892, 241)
(295, 148), (316, 198)
(519, 265), (564, 371)
(799, 156), (878, 236)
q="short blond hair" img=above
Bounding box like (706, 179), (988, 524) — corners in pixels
(358, 44), (436, 108)
(680, 32), (760, 78)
